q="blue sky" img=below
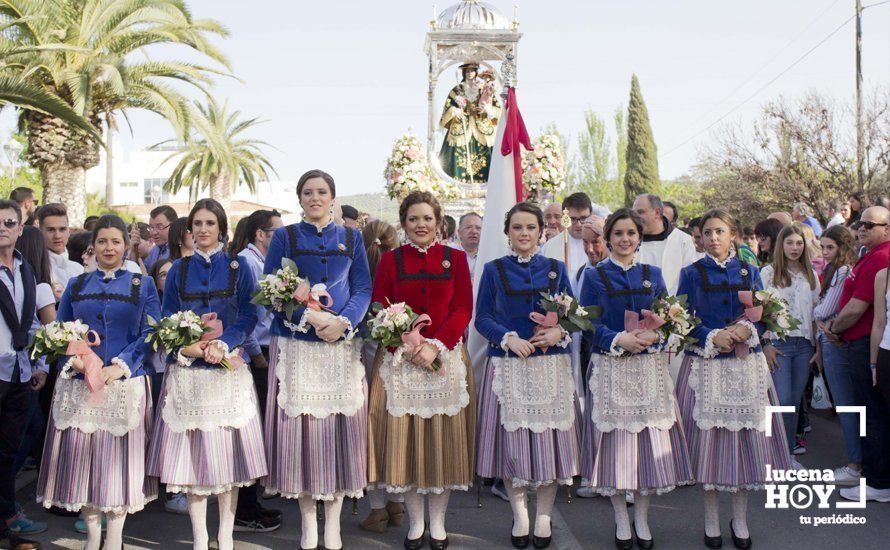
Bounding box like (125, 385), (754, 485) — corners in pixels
(5, 1), (889, 196)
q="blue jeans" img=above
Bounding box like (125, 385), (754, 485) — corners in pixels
(771, 336), (815, 452)
(820, 333), (863, 464)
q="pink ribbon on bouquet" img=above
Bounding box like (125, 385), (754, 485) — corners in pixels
(732, 291), (763, 358)
(293, 282), (334, 312)
(624, 310), (666, 332)
(197, 313), (245, 370)
(401, 314), (441, 373)
(529, 311), (560, 354)
(65, 330), (105, 404)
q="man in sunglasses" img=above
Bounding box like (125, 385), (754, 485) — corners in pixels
(0, 199), (46, 550)
(823, 206), (890, 504)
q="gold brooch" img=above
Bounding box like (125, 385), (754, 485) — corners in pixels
(230, 260), (239, 269)
(337, 243), (346, 251)
(548, 271), (557, 280)
(643, 280), (652, 288)
(132, 277), (141, 286)
(442, 260), (451, 269)
(740, 268), (749, 276)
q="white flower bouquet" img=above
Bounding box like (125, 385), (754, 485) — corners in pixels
(521, 134), (566, 202)
(650, 293), (699, 352)
(30, 320), (91, 361)
(252, 258), (332, 323)
(145, 311), (242, 370)
(536, 291), (600, 333)
(747, 288), (801, 340)
(367, 301), (441, 371)
(383, 132), (462, 201)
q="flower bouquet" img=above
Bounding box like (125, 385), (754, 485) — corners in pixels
(650, 293), (700, 352)
(367, 301), (440, 371)
(535, 291), (600, 333)
(383, 132), (462, 202)
(145, 311), (243, 370)
(521, 134), (567, 202)
(31, 320), (105, 395)
(252, 258), (332, 325)
(740, 289), (801, 340)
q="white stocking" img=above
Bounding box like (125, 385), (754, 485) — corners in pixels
(103, 510), (127, 550)
(323, 495), (344, 549)
(187, 494), (209, 550)
(428, 490), (451, 541)
(504, 482), (529, 537)
(610, 494), (631, 540)
(216, 488), (238, 550)
(703, 490), (720, 538)
(633, 492), (651, 540)
(403, 491), (426, 540)
(367, 488), (386, 510)
(389, 492), (405, 503)
(731, 490), (749, 538)
(534, 484), (557, 538)
(298, 496), (319, 549)
(82, 507), (103, 550)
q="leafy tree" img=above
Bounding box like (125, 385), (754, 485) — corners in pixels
(0, 0), (229, 226)
(157, 98), (277, 211)
(573, 109), (623, 208)
(623, 74), (660, 205)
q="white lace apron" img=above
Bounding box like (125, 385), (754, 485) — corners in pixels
(378, 343), (469, 418)
(161, 359), (258, 433)
(275, 338), (365, 419)
(589, 353), (677, 433)
(689, 353), (772, 432)
(490, 353), (575, 433)
(52, 376), (145, 437)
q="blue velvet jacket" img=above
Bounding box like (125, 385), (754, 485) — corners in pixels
(58, 269), (160, 378)
(677, 254), (766, 359)
(162, 245), (259, 368)
(475, 254), (573, 358)
(579, 258), (667, 355)
(263, 221), (372, 341)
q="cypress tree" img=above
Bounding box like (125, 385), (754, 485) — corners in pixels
(623, 74), (659, 206)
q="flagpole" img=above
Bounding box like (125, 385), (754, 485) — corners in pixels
(561, 209), (570, 270)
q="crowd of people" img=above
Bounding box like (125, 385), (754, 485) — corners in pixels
(0, 178), (888, 550)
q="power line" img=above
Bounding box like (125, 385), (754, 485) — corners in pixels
(683, 0), (841, 131)
(661, 13), (855, 158)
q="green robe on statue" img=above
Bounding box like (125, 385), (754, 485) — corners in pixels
(438, 79), (500, 183)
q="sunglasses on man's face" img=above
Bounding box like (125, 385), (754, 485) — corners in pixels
(1, 219), (19, 229)
(859, 221), (888, 230)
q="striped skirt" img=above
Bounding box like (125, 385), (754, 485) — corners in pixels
(476, 356), (581, 487)
(368, 346), (476, 494)
(581, 375), (694, 496)
(676, 354), (792, 492)
(146, 369), (267, 495)
(37, 377), (157, 514)
(262, 336), (367, 500)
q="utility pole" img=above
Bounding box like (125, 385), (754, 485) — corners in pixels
(855, 0), (864, 191)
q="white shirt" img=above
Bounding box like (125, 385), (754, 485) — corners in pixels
(541, 232), (587, 279)
(826, 213), (846, 229)
(48, 250), (84, 292)
(760, 265), (820, 343)
(637, 227), (698, 295)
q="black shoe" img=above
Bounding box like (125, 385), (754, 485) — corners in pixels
(258, 505), (282, 521)
(729, 521), (751, 549)
(404, 532), (426, 550)
(0, 533), (41, 550)
(511, 520), (530, 549)
(233, 513), (282, 533)
(633, 522), (653, 550)
(429, 536), (449, 550)
(615, 525), (634, 550)
(704, 530), (723, 549)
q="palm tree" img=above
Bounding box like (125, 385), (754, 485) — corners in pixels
(0, 0), (230, 226)
(157, 98), (276, 211)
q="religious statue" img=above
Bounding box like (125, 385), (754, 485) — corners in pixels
(438, 63), (501, 183)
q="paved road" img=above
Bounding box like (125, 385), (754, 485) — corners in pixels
(18, 408), (886, 549)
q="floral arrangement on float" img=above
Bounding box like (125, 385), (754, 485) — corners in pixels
(521, 133), (566, 202)
(383, 132), (462, 202)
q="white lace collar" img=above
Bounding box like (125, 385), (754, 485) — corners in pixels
(608, 255), (638, 271)
(706, 246), (736, 269)
(98, 266), (125, 280)
(301, 217), (334, 232)
(510, 249), (538, 263)
(196, 242), (225, 263)
(407, 240), (437, 254)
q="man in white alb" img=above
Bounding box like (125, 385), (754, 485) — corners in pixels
(632, 193), (697, 295)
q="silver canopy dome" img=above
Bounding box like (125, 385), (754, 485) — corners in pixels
(435, 0), (512, 31)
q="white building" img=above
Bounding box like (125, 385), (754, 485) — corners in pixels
(85, 144), (298, 220)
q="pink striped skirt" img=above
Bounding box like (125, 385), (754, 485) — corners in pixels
(146, 369), (267, 495)
(37, 376), (157, 514)
(676, 354), (792, 492)
(581, 372), (694, 496)
(261, 336), (368, 500)
(476, 357), (581, 487)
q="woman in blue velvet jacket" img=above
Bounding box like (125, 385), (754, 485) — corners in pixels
(147, 199), (264, 550)
(37, 215), (159, 550)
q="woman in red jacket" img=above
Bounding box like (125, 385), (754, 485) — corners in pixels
(368, 191), (475, 550)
